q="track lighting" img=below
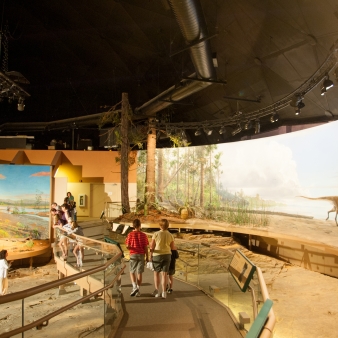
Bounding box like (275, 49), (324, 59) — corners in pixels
(295, 100), (305, 115)
(290, 95), (302, 108)
(270, 112), (279, 123)
(321, 74), (334, 96)
(204, 127), (213, 136)
(323, 75), (334, 90)
(254, 120), (260, 134)
(219, 125), (226, 135)
(17, 97), (25, 111)
(231, 124), (242, 136)
(181, 129), (188, 142)
(195, 127), (202, 136)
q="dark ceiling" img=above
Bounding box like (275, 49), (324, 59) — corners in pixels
(0, 0), (338, 149)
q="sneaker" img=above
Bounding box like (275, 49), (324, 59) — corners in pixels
(152, 289), (159, 297)
(162, 292), (167, 299)
(167, 288), (173, 294)
(130, 288), (139, 297)
(135, 291), (141, 297)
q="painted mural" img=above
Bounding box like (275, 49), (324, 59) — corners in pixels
(137, 121), (338, 226)
(0, 165), (50, 239)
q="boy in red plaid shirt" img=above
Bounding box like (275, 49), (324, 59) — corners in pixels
(125, 219), (149, 296)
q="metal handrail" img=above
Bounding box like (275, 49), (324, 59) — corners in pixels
(0, 252), (123, 304)
(256, 267), (276, 338)
(0, 263), (125, 338)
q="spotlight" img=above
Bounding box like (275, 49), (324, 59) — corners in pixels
(231, 124), (242, 136)
(290, 95), (302, 107)
(195, 128), (202, 136)
(219, 125), (226, 135)
(254, 120), (260, 134)
(181, 129), (188, 142)
(244, 120), (252, 130)
(204, 127), (213, 136)
(295, 108), (301, 115)
(270, 112), (279, 123)
(322, 75), (334, 90)
(17, 98), (25, 111)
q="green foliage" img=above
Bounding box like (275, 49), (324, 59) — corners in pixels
(0, 229), (10, 238)
(25, 240), (34, 248)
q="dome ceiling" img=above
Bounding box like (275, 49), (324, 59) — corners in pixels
(0, 0), (338, 148)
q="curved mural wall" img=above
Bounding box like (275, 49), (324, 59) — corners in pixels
(137, 121), (338, 226)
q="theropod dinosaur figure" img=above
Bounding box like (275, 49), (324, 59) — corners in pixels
(298, 196), (338, 225)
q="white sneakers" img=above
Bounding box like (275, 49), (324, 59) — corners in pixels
(152, 289), (167, 298)
(130, 288), (139, 297)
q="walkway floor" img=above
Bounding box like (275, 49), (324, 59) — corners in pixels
(115, 267), (242, 338)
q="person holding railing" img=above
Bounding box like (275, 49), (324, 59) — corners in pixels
(149, 219), (175, 299)
(54, 221), (79, 260)
(125, 219), (149, 297)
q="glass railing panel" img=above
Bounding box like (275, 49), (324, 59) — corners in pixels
(1, 236), (124, 338)
(227, 269), (260, 331)
(103, 263), (123, 338)
(174, 239), (265, 333)
(175, 241), (200, 285)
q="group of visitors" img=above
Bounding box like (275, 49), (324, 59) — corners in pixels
(50, 192), (84, 267)
(125, 218), (178, 299)
(50, 192), (77, 226)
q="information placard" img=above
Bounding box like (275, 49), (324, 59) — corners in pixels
(229, 249), (256, 292)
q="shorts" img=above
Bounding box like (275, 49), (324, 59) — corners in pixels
(129, 254), (145, 273)
(152, 254), (171, 273)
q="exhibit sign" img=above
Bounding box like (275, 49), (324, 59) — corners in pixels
(229, 249), (256, 292)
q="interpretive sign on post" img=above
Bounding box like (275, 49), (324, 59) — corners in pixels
(229, 249), (256, 292)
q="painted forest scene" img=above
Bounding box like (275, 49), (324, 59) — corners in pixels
(136, 121), (338, 227)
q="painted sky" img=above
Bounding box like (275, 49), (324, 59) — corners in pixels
(216, 121), (338, 219)
(0, 165), (50, 201)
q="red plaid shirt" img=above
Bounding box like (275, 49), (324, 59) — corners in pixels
(125, 230), (149, 254)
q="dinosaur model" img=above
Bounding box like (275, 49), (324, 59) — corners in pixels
(298, 196), (338, 225)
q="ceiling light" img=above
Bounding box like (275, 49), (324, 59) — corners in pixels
(181, 129), (188, 142)
(244, 120), (252, 130)
(323, 75), (334, 90)
(195, 128), (202, 136)
(295, 100), (305, 115)
(290, 95), (302, 107)
(231, 124), (242, 136)
(254, 120), (260, 134)
(219, 125), (226, 135)
(212, 52), (218, 68)
(270, 112), (279, 123)
(17, 97), (25, 111)
(204, 127), (213, 136)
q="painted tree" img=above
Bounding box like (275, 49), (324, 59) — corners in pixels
(146, 118), (157, 209)
(120, 92), (130, 213)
